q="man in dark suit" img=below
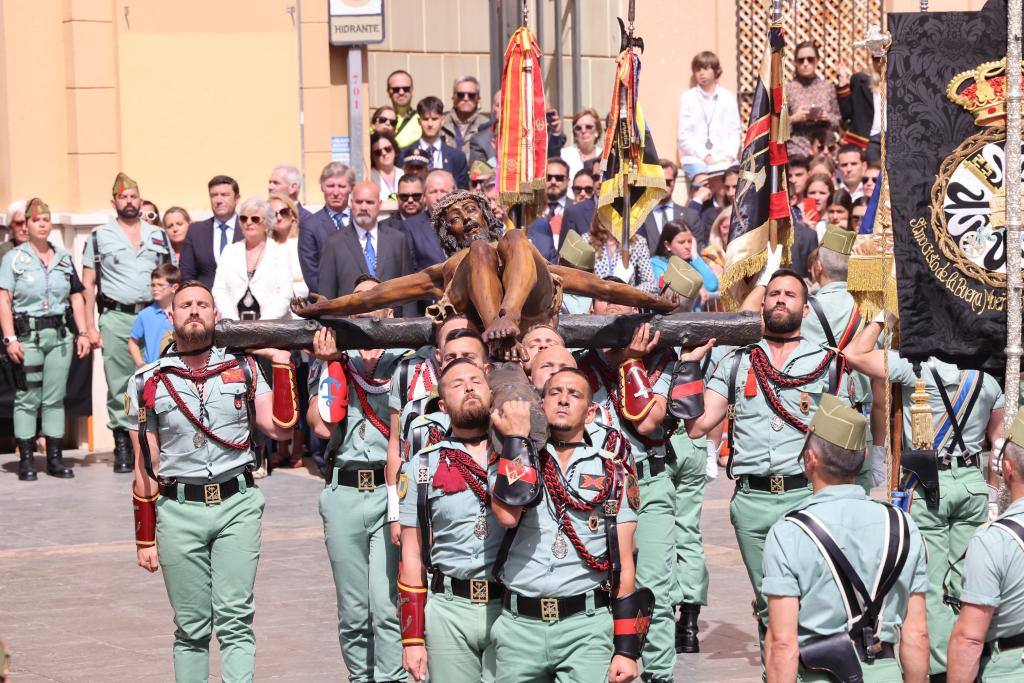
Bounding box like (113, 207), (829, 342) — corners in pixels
(563, 195), (596, 237)
(268, 164), (314, 224)
(179, 175), (242, 288)
(298, 162), (354, 295)
(318, 181), (416, 317)
(414, 96), (469, 189)
(527, 218), (559, 263)
(642, 160), (691, 253)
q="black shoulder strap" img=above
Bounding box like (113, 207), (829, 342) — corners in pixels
(725, 348), (747, 480)
(492, 521), (521, 583)
(135, 373), (159, 483)
(399, 357), (412, 407)
(992, 518), (1024, 553)
(238, 354), (261, 470)
(160, 230), (172, 265)
(415, 448), (434, 571)
(603, 466), (622, 591)
(808, 297), (837, 348)
(89, 231), (102, 294)
(927, 360), (982, 456)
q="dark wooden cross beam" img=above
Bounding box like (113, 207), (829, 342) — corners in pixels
(214, 312), (762, 351)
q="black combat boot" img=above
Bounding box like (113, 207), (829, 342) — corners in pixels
(45, 436), (74, 478)
(112, 428), (133, 473)
(675, 603), (701, 653)
(17, 438), (37, 481)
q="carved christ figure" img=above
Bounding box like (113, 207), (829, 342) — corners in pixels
(291, 191), (675, 359)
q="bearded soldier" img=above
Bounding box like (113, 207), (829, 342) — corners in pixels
(128, 281), (297, 682)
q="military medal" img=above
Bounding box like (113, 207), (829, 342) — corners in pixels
(770, 415), (784, 431)
(799, 392), (811, 415)
(193, 432), (207, 448)
(551, 531), (568, 559)
(474, 506), (489, 540)
(588, 508), (600, 532)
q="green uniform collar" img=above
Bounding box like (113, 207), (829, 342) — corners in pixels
(754, 336), (829, 362)
(795, 483), (867, 510)
(816, 281), (848, 295)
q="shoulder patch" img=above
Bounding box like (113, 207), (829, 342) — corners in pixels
(397, 472), (410, 500)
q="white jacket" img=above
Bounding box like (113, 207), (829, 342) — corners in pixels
(212, 237), (294, 321)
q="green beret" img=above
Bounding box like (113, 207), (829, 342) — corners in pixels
(112, 172), (138, 197)
(809, 394), (866, 451)
(1007, 410), (1024, 449)
(470, 160), (495, 181)
(662, 257), (703, 299)
(820, 223), (856, 256)
(559, 230), (595, 271)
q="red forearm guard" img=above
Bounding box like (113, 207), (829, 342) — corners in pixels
(397, 581), (427, 646)
(133, 488), (157, 548)
(272, 362), (299, 429)
(619, 359), (657, 423)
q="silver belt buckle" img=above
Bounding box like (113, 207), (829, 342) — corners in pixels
(203, 483), (222, 505)
(769, 474), (785, 494)
(469, 579), (489, 603)
(357, 469), (376, 491)
(540, 598), (560, 621)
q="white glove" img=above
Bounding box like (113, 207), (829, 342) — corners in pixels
(705, 441), (719, 482)
(988, 484), (1000, 522)
(386, 484), (400, 523)
(755, 245), (784, 287)
(869, 445), (887, 488)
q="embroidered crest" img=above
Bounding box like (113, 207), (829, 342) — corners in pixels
(578, 473), (606, 491)
(221, 367), (245, 384)
(397, 472), (409, 500)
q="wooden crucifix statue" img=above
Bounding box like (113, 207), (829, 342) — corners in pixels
(290, 190), (677, 360)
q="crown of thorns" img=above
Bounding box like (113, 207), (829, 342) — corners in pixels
(431, 190), (505, 255)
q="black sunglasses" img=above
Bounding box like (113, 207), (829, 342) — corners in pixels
(796, 56), (817, 64)
(397, 192), (423, 202)
(455, 91), (479, 100)
(276, 207), (293, 219)
(389, 85), (412, 94)
(239, 215), (263, 225)
(572, 185), (595, 195)
(375, 116), (397, 126)
(546, 174), (566, 182)
(373, 146), (395, 157)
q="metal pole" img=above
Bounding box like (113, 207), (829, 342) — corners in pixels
(554, 0), (563, 113)
(772, 0), (783, 23)
(1003, 0), (1023, 466)
(347, 46), (366, 181)
(570, 0), (581, 114)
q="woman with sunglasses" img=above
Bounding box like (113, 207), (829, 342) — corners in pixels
(560, 108), (603, 198)
(161, 207), (191, 265)
(786, 41), (841, 159)
(372, 105), (398, 138)
(370, 130), (400, 211)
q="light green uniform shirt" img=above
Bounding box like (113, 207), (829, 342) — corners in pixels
(579, 349), (673, 464)
(491, 443), (637, 597)
(82, 220), (169, 305)
(0, 242), (75, 316)
(387, 347), (440, 453)
(125, 347), (270, 481)
(707, 339), (850, 477)
(959, 497), (1024, 641)
(888, 354), (1003, 456)
(802, 281), (872, 408)
(761, 484), (929, 645)
(399, 439), (502, 580)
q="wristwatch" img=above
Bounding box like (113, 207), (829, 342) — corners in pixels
(3, 336), (17, 345)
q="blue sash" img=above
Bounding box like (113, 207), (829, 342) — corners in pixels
(932, 370), (979, 452)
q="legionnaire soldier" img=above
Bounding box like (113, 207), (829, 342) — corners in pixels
(129, 280), (298, 682)
(843, 317), (1004, 677)
(802, 224), (883, 491)
(306, 279), (407, 682)
(0, 198), (91, 480)
(489, 369), (652, 683)
(947, 411), (1024, 682)
(83, 173), (173, 473)
(761, 395), (930, 683)
(680, 267), (850, 640)
(397, 359), (505, 682)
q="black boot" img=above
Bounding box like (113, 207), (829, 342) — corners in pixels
(112, 428), (133, 473)
(45, 436), (74, 478)
(675, 603), (701, 654)
(17, 438), (37, 481)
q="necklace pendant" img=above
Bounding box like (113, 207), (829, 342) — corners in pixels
(770, 415), (784, 432)
(474, 507), (489, 540)
(705, 138), (713, 151)
(588, 508), (600, 532)
(193, 431), (207, 448)
(551, 532), (568, 559)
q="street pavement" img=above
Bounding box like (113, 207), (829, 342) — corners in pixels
(0, 449), (763, 681)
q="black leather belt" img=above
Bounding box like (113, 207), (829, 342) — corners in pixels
(982, 633), (1024, 658)
(334, 466), (385, 491)
(937, 454), (979, 470)
(160, 470), (255, 505)
(634, 456), (665, 480)
(430, 572), (504, 603)
(739, 473), (810, 493)
(99, 294), (151, 315)
(503, 589), (610, 621)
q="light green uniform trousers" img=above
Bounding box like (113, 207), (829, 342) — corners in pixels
(799, 657), (903, 681)
(493, 604), (613, 682)
(319, 478), (403, 682)
(14, 327), (72, 439)
(730, 483), (812, 625)
(666, 433), (709, 606)
(909, 464), (988, 674)
(426, 588), (501, 682)
(156, 483), (264, 683)
(98, 309), (135, 431)
(634, 471), (677, 681)
(981, 645), (1024, 681)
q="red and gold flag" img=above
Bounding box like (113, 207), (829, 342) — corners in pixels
(720, 21), (792, 309)
(497, 27), (547, 213)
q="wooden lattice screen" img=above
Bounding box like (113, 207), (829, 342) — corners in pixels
(735, 0), (883, 122)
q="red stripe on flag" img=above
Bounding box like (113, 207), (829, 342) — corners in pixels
(772, 87), (784, 113)
(670, 381), (704, 400)
(614, 617), (651, 635)
(743, 116), (771, 147)
(768, 142), (788, 167)
(769, 191), (790, 220)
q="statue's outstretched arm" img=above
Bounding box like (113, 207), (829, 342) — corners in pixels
(549, 264), (676, 313)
